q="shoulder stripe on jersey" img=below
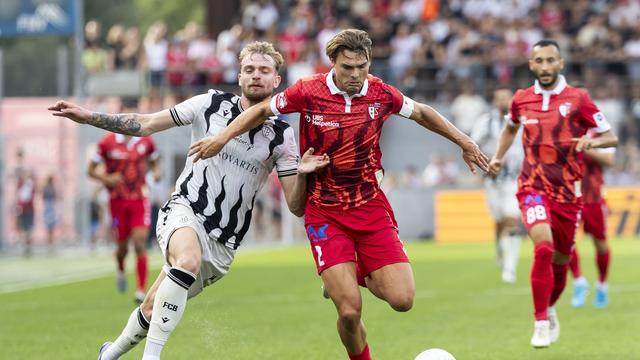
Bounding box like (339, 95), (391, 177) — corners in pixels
(169, 108), (183, 126)
(266, 121), (291, 159)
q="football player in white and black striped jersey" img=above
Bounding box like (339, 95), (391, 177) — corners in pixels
(49, 42), (330, 360)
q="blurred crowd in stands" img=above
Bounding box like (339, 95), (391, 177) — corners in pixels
(81, 0), (640, 188)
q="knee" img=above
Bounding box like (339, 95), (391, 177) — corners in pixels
(337, 304), (362, 328)
(174, 254), (201, 275)
(388, 289), (414, 312)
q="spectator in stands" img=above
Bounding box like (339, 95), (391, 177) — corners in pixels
(144, 21), (169, 110)
(106, 24), (126, 70)
(450, 82), (488, 134)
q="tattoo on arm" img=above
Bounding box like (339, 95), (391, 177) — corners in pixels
(90, 112), (142, 136)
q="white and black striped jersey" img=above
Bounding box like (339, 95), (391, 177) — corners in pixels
(470, 109), (524, 183)
(164, 89), (299, 249)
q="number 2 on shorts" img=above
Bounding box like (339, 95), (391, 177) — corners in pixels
(314, 245), (325, 266)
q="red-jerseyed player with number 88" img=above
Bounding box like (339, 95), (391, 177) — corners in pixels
(489, 39), (618, 349)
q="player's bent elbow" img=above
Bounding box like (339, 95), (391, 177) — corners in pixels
(289, 205), (304, 218)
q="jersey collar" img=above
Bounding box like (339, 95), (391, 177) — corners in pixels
(325, 68), (369, 97)
(534, 74), (567, 95)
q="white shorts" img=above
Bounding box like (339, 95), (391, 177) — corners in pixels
(485, 180), (520, 221)
(156, 202), (235, 298)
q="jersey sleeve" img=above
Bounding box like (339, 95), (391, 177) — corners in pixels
(275, 127), (299, 177)
(578, 90), (611, 133)
(270, 80), (305, 116)
(387, 84), (415, 118)
(93, 137), (109, 163)
(170, 91), (214, 126)
(506, 90), (522, 126)
(146, 137), (160, 160)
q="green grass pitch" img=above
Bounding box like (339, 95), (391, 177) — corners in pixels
(2, 237), (639, 359)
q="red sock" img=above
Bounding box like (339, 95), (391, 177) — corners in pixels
(348, 344), (371, 360)
(531, 241), (554, 320)
(596, 250), (610, 283)
(136, 255), (148, 291)
(569, 248), (581, 278)
(549, 263), (568, 306)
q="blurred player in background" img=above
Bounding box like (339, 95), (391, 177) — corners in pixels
(489, 39), (617, 348)
(188, 29), (489, 360)
(569, 134), (615, 308)
(471, 88), (523, 284)
(14, 148), (36, 257)
(88, 98), (161, 303)
(50, 41), (329, 360)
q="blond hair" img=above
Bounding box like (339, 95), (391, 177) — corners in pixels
(238, 41), (284, 72)
(325, 29), (372, 62)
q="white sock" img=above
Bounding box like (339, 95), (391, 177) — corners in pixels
(575, 276), (588, 285)
(144, 267), (196, 358)
(102, 306), (149, 360)
(507, 234), (521, 275)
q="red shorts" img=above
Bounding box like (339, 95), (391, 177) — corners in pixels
(517, 190), (581, 256)
(304, 191), (409, 276)
(109, 198), (150, 242)
(582, 201), (608, 241)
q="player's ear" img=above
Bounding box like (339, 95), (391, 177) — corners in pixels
(559, 57), (565, 71)
(273, 73), (281, 89)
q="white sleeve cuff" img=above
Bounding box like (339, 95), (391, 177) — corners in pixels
(591, 112), (611, 133)
(398, 95), (415, 118)
(270, 95), (281, 116)
(92, 153), (104, 163)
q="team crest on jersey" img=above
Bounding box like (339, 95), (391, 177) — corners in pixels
(137, 144), (146, 155)
(216, 101), (234, 119)
(262, 126), (272, 138)
(558, 102), (572, 117)
(368, 102), (380, 119)
(275, 93), (287, 110)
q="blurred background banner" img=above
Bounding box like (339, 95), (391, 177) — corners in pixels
(0, 0), (77, 37)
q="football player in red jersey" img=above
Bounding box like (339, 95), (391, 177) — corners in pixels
(489, 39), (618, 348)
(188, 29), (489, 360)
(569, 135), (615, 309)
(89, 99), (161, 303)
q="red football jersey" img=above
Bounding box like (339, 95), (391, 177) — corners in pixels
(508, 76), (611, 203)
(94, 134), (158, 200)
(270, 70), (414, 209)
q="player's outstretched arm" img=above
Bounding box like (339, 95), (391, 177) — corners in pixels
(279, 148), (330, 217)
(409, 102), (489, 174)
(48, 100), (176, 136)
(188, 99), (273, 162)
(489, 123), (519, 177)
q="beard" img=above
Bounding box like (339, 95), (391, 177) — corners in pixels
(537, 72), (558, 86)
(243, 86), (271, 102)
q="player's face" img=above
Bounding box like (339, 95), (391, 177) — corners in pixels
(332, 49), (370, 96)
(238, 53), (281, 102)
(529, 45), (564, 89)
(493, 89), (512, 113)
